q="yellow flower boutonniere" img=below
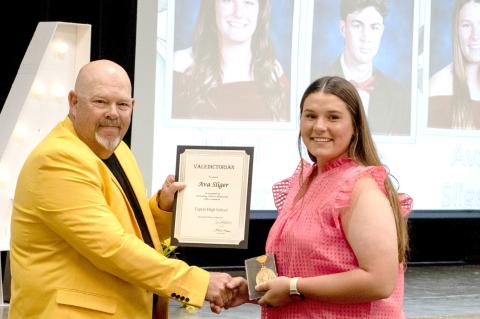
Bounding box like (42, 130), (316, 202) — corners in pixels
(161, 237), (177, 258)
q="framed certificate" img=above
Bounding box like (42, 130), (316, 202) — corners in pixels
(172, 145), (254, 248)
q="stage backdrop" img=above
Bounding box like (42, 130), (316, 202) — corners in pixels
(132, 0), (480, 215)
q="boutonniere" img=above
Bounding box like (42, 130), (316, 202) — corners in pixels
(161, 237), (177, 258)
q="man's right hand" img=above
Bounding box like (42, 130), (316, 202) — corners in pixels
(205, 272), (233, 313)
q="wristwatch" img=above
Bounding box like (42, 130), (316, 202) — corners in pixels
(289, 277), (305, 300)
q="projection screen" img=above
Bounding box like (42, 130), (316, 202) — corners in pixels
(132, 0), (480, 216)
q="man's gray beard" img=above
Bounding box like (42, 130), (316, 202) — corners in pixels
(95, 133), (121, 153)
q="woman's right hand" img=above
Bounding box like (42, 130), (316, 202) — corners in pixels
(223, 277), (250, 309)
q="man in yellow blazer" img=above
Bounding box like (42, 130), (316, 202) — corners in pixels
(9, 59), (233, 318)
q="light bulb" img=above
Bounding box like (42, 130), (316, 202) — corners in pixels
(13, 124), (28, 142)
(54, 41), (69, 55)
(32, 81), (46, 97)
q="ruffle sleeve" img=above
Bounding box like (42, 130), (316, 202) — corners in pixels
(272, 160), (312, 213)
(331, 166), (387, 229)
(332, 165), (413, 228)
(398, 193), (413, 217)
(272, 177), (291, 213)
(334, 166), (388, 210)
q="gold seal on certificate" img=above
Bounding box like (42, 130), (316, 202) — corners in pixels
(171, 146), (253, 248)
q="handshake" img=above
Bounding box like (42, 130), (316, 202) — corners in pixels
(205, 272), (250, 313)
(205, 272), (294, 313)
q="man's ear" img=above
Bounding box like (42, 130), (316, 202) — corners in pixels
(340, 20), (346, 38)
(68, 90), (77, 117)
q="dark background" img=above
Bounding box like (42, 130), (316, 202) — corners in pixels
(1, 0), (479, 302)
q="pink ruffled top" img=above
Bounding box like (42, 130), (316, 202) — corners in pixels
(263, 157), (412, 319)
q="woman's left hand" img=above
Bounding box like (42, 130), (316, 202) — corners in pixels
(256, 276), (292, 308)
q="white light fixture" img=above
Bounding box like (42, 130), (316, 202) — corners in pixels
(54, 40), (69, 57)
(32, 81), (46, 97)
(0, 22), (91, 257)
(12, 123), (28, 143)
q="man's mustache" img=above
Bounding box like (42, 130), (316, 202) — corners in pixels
(99, 120), (121, 127)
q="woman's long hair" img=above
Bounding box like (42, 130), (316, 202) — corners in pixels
(297, 76), (409, 263)
(451, 0), (479, 128)
(182, 0), (287, 120)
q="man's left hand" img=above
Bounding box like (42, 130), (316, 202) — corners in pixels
(157, 175), (185, 211)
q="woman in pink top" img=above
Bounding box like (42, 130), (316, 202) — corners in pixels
(226, 76), (411, 318)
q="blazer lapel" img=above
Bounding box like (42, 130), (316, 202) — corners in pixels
(110, 153), (162, 251)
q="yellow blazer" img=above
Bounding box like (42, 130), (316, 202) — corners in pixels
(9, 117), (209, 319)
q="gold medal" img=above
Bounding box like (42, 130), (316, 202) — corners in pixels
(255, 255), (277, 285)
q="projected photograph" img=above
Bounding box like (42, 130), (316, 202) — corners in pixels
(428, 0), (480, 130)
(310, 0), (414, 136)
(171, 0), (294, 122)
